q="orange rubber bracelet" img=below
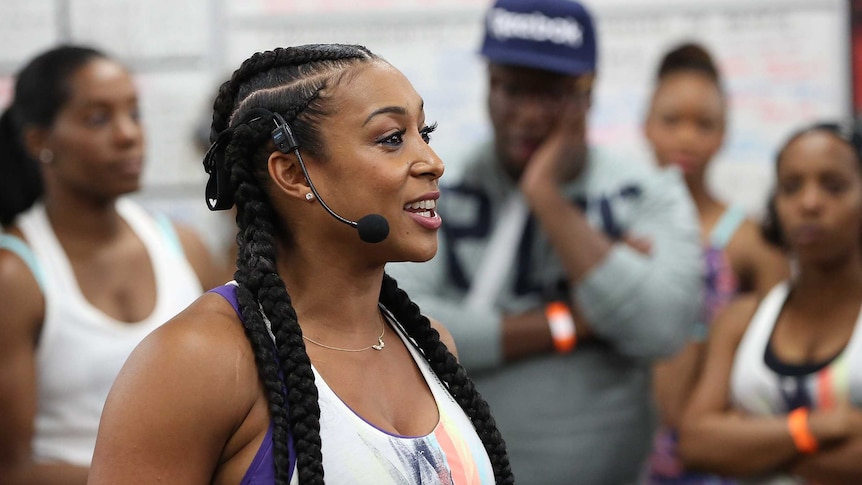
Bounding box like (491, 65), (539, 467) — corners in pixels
(787, 407), (818, 454)
(545, 302), (577, 353)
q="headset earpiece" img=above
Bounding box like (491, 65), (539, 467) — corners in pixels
(203, 129), (235, 211)
(271, 112), (299, 154)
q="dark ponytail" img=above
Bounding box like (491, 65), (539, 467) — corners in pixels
(208, 44), (513, 484)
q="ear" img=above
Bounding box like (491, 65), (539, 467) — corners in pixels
(267, 150), (311, 201)
(22, 126), (48, 161)
(644, 112), (656, 143)
(643, 97), (661, 144)
(576, 73), (596, 109)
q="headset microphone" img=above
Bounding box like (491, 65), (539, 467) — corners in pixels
(271, 112), (390, 243)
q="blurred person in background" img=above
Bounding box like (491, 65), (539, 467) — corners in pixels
(387, 0), (703, 483)
(642, 42), (789, 484)
(680, 122), (862, 484)
(0, 44), (218, 484)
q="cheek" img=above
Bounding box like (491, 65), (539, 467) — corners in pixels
(698, 131), (724, 152)
(774, 197), (796, 230)
(645, 125), (675, 162)
(487, 95), (508, 132)
(839, 192), (862, 228)
(53, 126), (108, 162)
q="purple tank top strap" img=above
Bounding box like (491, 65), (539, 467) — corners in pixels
(208, 283), (242, 318)
(208, 283), (297, 483)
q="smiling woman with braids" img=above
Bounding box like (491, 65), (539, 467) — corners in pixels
(88, 44), (513, 485)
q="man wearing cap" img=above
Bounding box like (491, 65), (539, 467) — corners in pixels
(388, 0), (702, 483)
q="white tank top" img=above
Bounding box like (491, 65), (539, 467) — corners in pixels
(300, 306), (496, 484)
(17, 199), (203, 466)
(730, 281), (862, 484)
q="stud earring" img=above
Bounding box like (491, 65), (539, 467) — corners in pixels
(39, 149), (54, 164)
(305, 193), (315, 201)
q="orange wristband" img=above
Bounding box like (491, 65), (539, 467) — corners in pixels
(545, 302), (577, 353)
(787, 407), (818, 454)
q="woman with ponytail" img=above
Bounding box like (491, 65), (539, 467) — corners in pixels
(642, 43), (790, 484)
(89, 44), (513, 485)
(0, 45), (217, 484)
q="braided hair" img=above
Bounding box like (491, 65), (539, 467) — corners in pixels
(0, 45), (106, 225)
(208, 44), (514, 484)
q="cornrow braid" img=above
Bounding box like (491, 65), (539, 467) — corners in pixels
(379, 274), (515, 484)
(212, 44), (375, 484)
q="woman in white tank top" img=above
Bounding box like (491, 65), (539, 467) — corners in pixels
(677, 122), (862, 484)
(0, 46), (218, 484)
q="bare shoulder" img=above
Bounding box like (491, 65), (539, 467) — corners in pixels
(139, 292), (253, 374)
(709, 293), (761, 348)
(0, 228), (44, 334)
(117, 291), (259, 412)
(728, 218), (789, 295)
(171, 221), (223, 290)
(730, 218), (774, 255)
(429, 317), (459, 360)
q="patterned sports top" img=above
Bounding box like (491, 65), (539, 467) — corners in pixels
(209, 284), (495, 485)
(646, 206), (745, 484)
(694, 206), (746, 341)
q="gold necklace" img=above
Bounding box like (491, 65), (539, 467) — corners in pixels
(302, 323), (386, 352)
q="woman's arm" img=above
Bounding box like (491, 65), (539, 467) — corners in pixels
(789, 405), (862, 484)
(678, 296), (802, 477)
(0, 248), (88, 484)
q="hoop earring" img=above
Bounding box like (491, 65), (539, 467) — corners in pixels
(39, 149), (54, 164)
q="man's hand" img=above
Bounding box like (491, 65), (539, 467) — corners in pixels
(519, 93), (589, 199)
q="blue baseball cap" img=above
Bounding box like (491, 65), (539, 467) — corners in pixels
(480, 0), (597, 76)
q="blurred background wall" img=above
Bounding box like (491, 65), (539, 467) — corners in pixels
(0, 0), (856, 256)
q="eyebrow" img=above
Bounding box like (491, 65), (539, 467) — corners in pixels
(362, 100), (425, 126)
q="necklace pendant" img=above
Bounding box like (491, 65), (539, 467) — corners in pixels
(372, 336), (385, 351)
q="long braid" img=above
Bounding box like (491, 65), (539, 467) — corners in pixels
(227, 123), (307, 484)
(211, 44), (375, 484)
(379, 274), (515, 484)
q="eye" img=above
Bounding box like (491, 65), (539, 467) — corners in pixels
(378, 130), (405, 147)
(85, 110), (110, 126)
(821, 175), (849, 194)
(660, 114), (680, 127)
(500, 82), (522, 98)
(777, 178), (801, 196)
(420, 122), (438, 144)
(697, 118), (717, 132)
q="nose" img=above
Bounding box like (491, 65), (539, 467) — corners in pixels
(412, 141), (445, 180)
(114, 112), (143, 146)
(677, 122), (699, 144)
(799, 182), (823, 213)
(513, 95), (560, 130)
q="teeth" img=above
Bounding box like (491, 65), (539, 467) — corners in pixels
(404, 199), (437, 210)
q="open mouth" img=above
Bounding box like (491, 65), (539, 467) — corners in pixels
(403, 199), (437, 218)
